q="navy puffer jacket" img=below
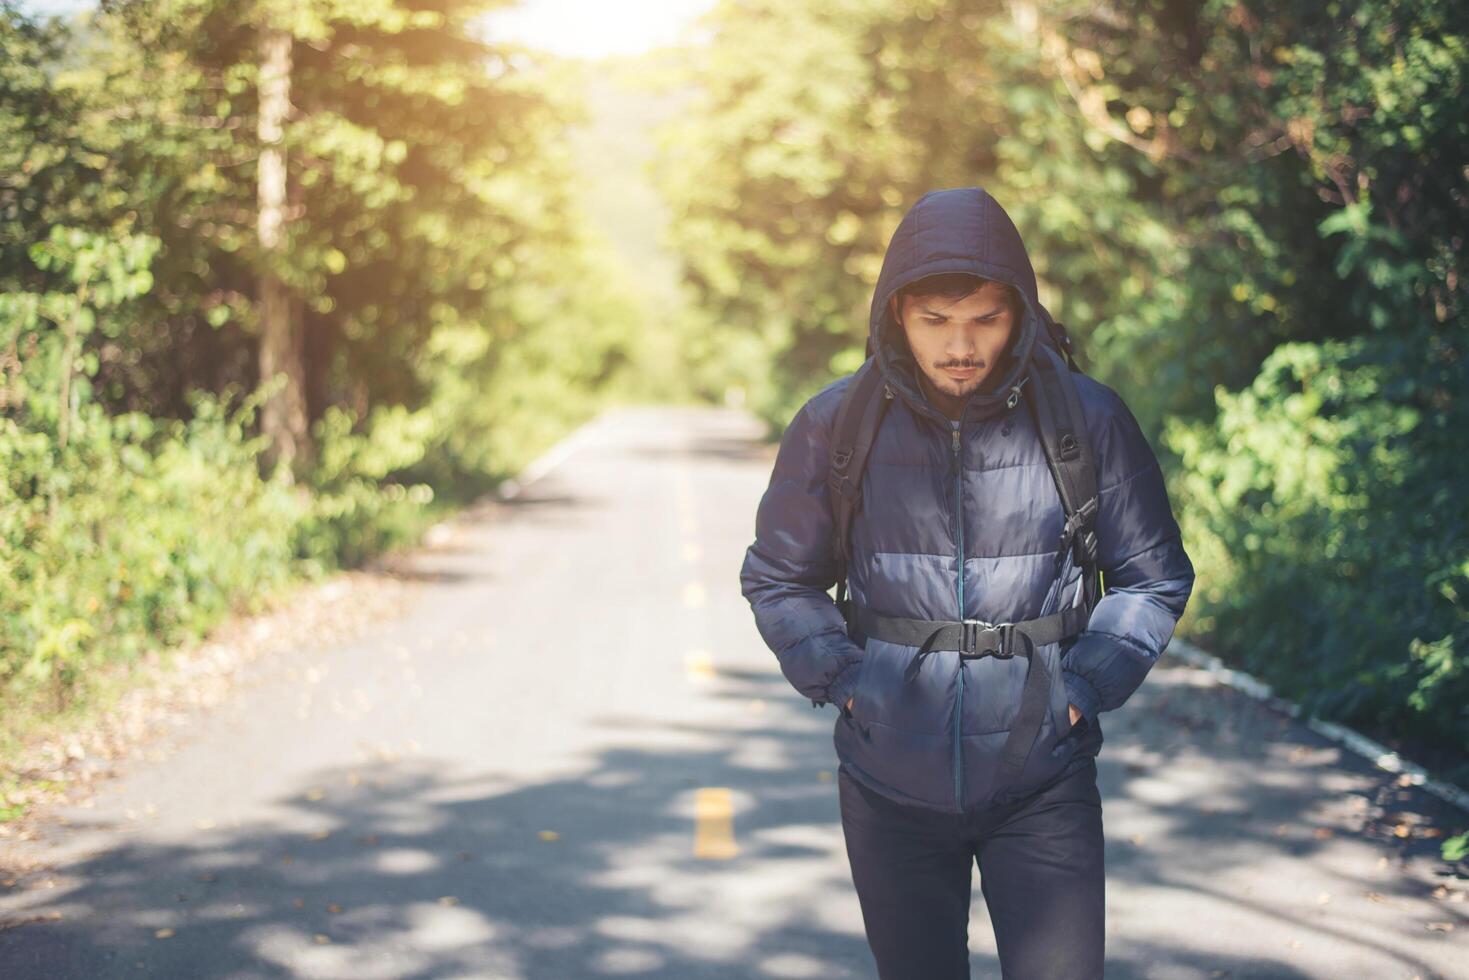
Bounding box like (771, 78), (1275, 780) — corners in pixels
(740, 187), (1196, 814)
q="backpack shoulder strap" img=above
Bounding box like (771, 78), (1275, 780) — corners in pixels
(1040, 309), (1084, 373)
(1025, 343), (1104, 612)
(826, 355), (893, 623)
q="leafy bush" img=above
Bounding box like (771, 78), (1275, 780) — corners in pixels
(0, 385), (305, 707)
(1167, 328), (1468, 779)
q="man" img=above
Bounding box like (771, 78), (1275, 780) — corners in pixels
(739, 186), (1195, 978)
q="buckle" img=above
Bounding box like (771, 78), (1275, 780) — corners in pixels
(826, 471), (859, 502)
(960, 620), (1015, 659)
(1074, 529), (1099, 565)
(1057, 496), (1100, 565)
(992, 623), (1017, 659)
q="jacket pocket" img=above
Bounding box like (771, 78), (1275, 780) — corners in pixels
(1049, 686), (1093, 763)
(846, 655), (875, 731)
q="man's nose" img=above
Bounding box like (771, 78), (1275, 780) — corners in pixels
(945, 329), (976, 359)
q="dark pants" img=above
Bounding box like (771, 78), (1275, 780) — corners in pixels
(838, 757), (1105, 980)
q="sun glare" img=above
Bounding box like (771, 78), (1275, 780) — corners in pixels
(481, 0), (717, 60)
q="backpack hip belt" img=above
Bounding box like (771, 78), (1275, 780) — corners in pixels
(853, 604), (1090, 678)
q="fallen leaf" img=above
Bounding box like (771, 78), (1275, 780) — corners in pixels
(291, 898), (305, 908)
(1313, 827), (1334, 839)
(154, 928), (174, 939)
(327, 903), (341, 914)
(538, 830), (560, 842)
(1426, 921), (1454, 932)
(313, 933), (331, 944)
(438, 896), (459, 906)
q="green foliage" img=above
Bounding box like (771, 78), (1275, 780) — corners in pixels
(296, 400), (438, 572)
(0, 383), (307, 703)
(1168, 330), (1468, 768)
(0, 1), (650, 739)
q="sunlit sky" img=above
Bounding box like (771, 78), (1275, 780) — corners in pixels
(18, 0), (719, 59)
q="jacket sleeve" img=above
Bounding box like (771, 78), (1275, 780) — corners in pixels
(740, 397), (866, 711)
(1061, 387), (1196, 731)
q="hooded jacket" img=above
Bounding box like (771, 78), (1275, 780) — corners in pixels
(739, 186), (1196, 813)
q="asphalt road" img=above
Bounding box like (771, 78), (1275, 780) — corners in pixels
(1, 405), (1465, 979)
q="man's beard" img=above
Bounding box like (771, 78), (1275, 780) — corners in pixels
(929, 367), (987, 398)
(926, 359), (996, 398)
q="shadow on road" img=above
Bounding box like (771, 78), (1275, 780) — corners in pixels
(1, 663), (1459, 978)
(0, 667), (865, 978)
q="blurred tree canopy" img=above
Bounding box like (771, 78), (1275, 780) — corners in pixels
(1, 0), (649, 731)
(654, 0), (1468, 777)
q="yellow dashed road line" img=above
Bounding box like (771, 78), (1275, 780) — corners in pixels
(684, 649), (716, 681)
(693, 787), (739, 860)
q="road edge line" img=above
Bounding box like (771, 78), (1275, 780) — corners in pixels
(495, 409), (616, 501)
(1166, 637), (1469, 815)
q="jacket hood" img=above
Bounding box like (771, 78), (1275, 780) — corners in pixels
(868, 186), (1057, 424)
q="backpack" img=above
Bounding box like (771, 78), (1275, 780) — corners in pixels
(825, 314), (1104, 628)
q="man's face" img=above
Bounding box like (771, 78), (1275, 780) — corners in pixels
(893, 281), (1017, 410)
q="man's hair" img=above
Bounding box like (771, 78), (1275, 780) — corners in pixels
(894, 272), (1021, 320)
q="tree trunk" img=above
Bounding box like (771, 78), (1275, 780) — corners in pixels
(256, 25), (308, 483)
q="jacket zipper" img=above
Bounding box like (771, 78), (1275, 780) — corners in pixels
(951, 415), (965, 813)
